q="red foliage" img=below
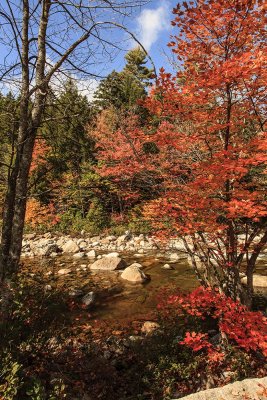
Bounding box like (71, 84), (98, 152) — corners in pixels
(168, 287), (267, 357)
(95, 0), (267, 300)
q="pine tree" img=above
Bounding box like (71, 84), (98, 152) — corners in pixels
(124, 47), (154, 87)
(93, 47), (154, 111)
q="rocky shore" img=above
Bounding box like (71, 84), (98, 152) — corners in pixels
(21, 232), (186, 258)
(21, 231), (267, 290)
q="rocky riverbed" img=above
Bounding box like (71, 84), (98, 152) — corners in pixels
(20, 231), (267, 323)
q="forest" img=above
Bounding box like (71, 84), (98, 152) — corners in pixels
(0, 0), (266, 399)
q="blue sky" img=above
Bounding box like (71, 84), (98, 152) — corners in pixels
(114, 0), (178, 73)
(0, 1), (179, 97)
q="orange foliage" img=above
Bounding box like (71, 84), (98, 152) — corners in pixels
(30, 138), (50, 173)
(95, 0), (267, 298)
(25, 198), (59, 227)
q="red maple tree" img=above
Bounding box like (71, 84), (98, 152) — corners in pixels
(95, 0), (267, 305)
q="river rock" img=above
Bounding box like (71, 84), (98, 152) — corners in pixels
(169, 253), (180, 261)
(24, 233), (36, 240)
(77, 240), (88, 249)
(62, 240), (79, 253)
(241, 274), (267, 288)
(73, 252), (86, 259)
(58, 268), (71, 275)
(69, 289), (83, 297)
(104, 252), (120, 258)
(162, 263), (174, 270)
(121, 264), (148, 283)
(82, 292), (95, 308)
(141, 321), (160, 335)
(87, 250), (96, 258)
(43, 243), (59, 256)
(90, 257), (126, 271)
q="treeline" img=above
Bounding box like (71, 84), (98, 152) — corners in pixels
(0, 47), (155, 235)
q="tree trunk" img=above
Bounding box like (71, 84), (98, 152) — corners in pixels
(0, 0), (50, 278)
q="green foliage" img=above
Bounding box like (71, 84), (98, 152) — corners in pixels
(124, 47), (154, 86)
(44, 79), (94, 174)
(93, 47), (153, 112)
(0, 353), (22, 400)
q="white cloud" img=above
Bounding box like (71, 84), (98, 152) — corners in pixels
(76, 78), (99, 101)
(136, 2), (170, 51)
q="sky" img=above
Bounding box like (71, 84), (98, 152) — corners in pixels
(114, 0), (178, 73)
(0, 0), (179, 99)
(77, 0), (179, 99)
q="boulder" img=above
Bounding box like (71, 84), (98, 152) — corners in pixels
(24, 233), (36, 240)
(141, 321), (160, 335)
(173, 376), (267, 400)
(129, 262), (143, 269)
(90, 257), (126, 271)
(77, 240), (88, 249)
(121, 264), (148, 283)
(241, 274), (267, 288)
(62, 240), (79, 253)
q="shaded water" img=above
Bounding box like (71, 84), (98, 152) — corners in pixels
(21, 252), (198, 323)
(21, 251), (266, 323)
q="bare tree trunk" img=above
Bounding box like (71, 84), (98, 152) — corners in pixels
(0, 0), (50, 277)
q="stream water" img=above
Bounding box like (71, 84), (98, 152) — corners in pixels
(21, 250), (267, 326)
(21, 252), (198, 323)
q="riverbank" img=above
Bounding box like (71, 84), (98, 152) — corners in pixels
(21, 231), (187, 259)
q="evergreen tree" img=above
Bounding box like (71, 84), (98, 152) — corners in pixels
(44, 79), (94, 174)
(93, 47), (154, 111)
(124, 47), (154, 87)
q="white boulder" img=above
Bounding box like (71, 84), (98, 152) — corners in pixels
(90, 257), (126, 271)
(121, 264), (148, 283)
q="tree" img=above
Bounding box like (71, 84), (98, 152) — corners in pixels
(93, 47), (154, 111)
(124, 47), (154, 87)
(0, 0), (151, 277)
(96, 0), (267, 306)
(44, 79), (93, 175)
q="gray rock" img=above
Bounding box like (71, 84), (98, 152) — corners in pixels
(44, 243), (59, 257)
(172, 376), (267, 400)
(90, 257), (126, 271)
(129, 262), (143, 269)
(62, 240), (79, 253)
(77, 240), (87, 249)
(87, 250), (96, 258)
(82, 291), (95, 308)
(169, 253), (180, 261)
(24, 233), (36, 240)
(73, 252), (86, 259)
(69, 289), (83, 297)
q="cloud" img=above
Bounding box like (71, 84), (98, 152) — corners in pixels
(136, 2), (170, 51)
(76, 78), (99, 101)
